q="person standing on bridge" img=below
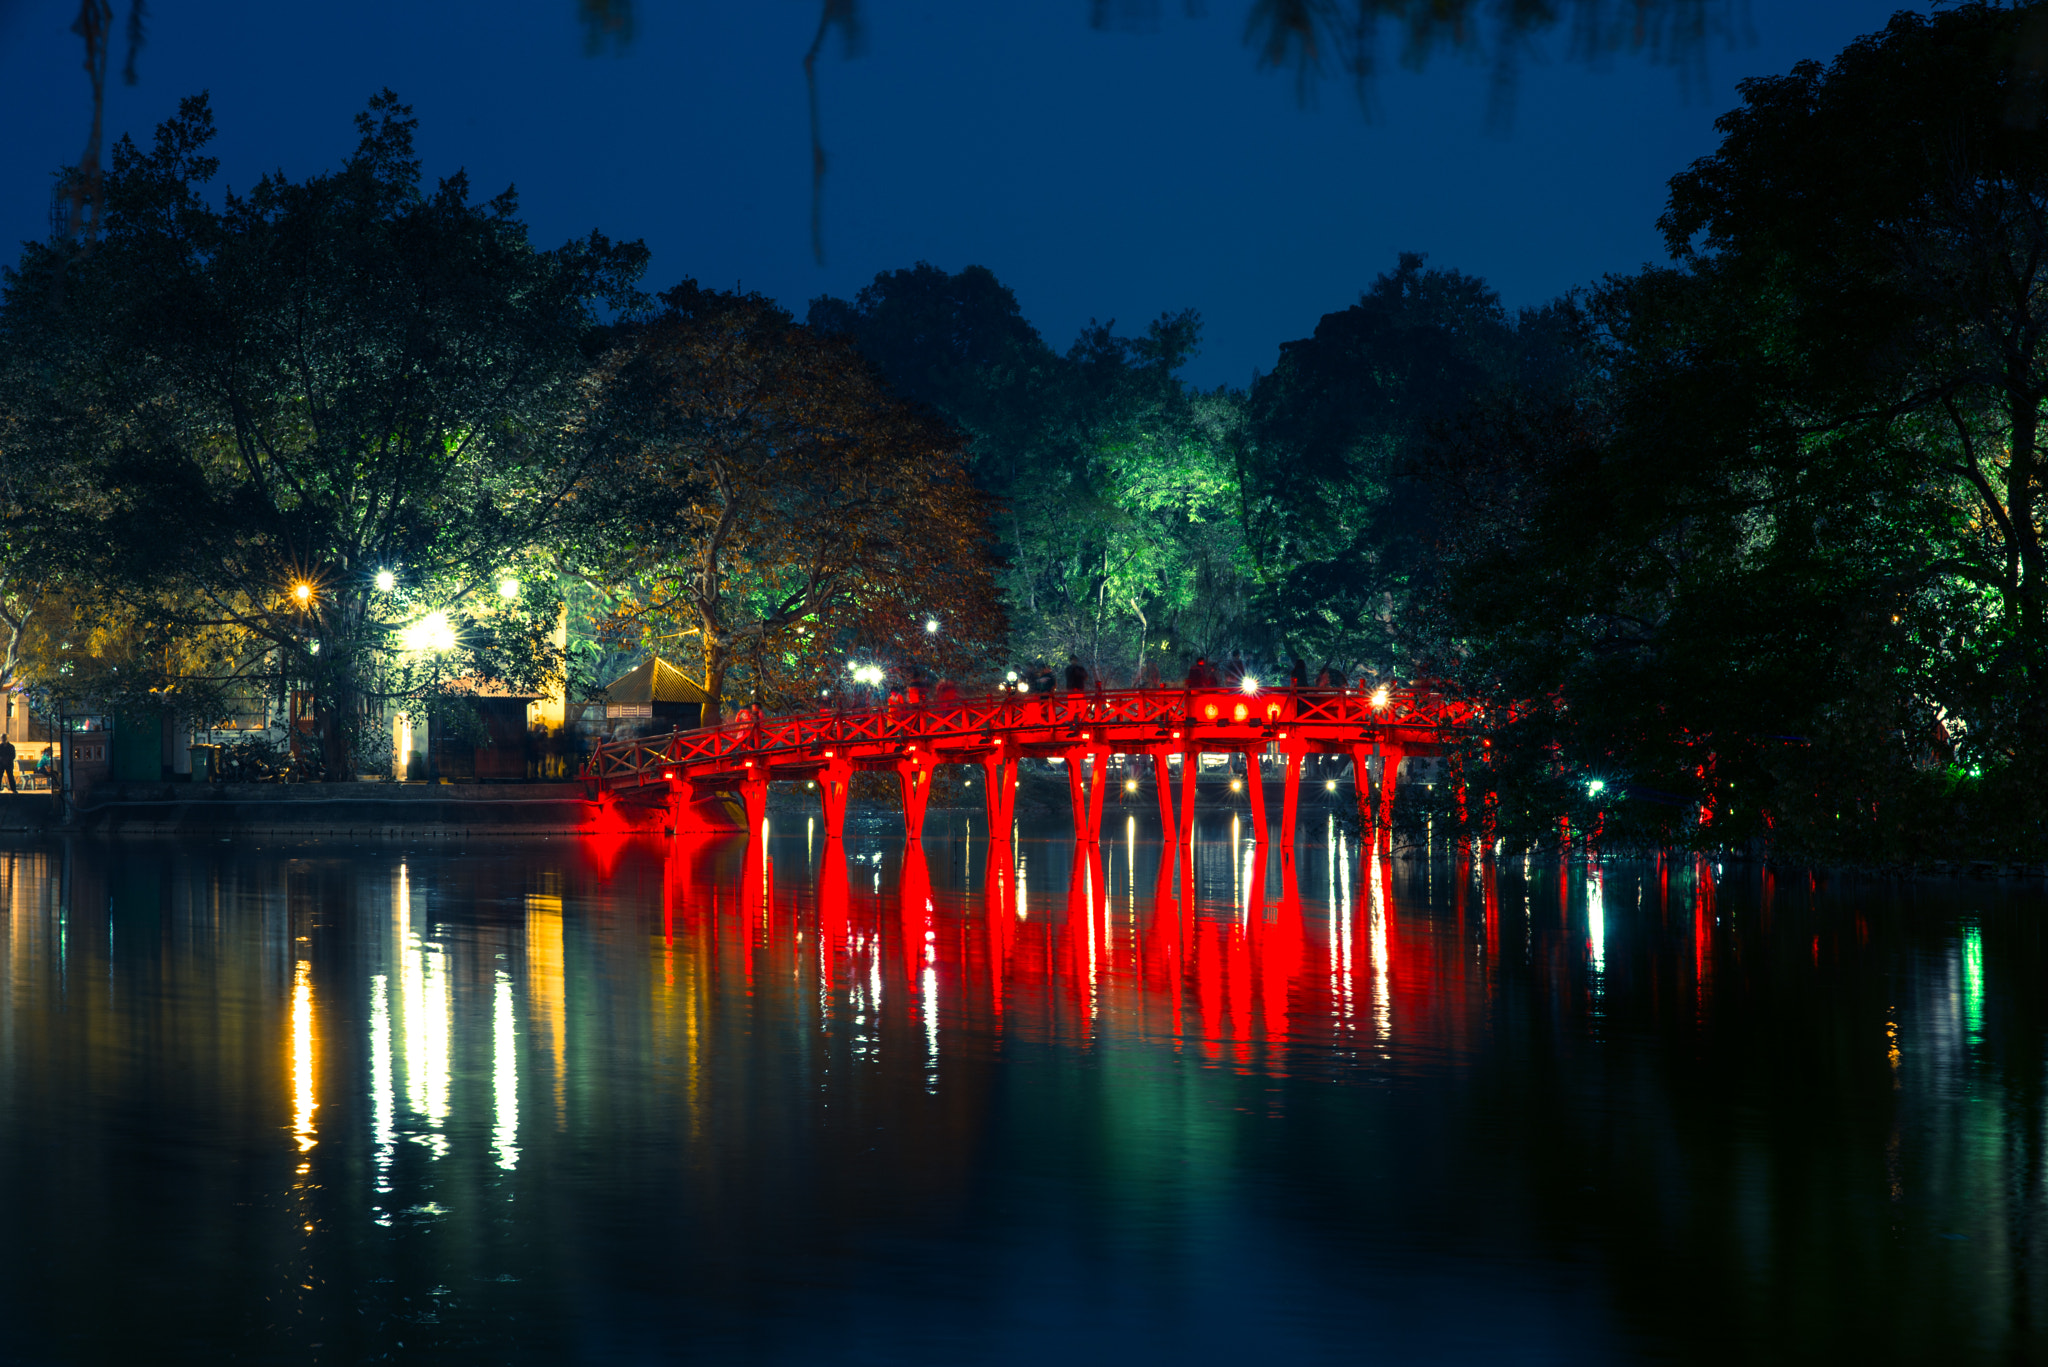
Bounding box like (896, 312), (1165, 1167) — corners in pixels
(1290, 657), (1308, 689)
(0, 736), (15, 794)
(1223, 652), (1246, 690)
(1186, 656), (1212, 689)
(1064, 657), (1088, 692)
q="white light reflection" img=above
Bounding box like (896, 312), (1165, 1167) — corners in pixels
(401, 870), (451, 1158)
(1240, 840), (1258, 924)
(1367, 847), (1391, 1044)
(1588, 868), (1607, 980)
(369, 974), (395, 1203)
(1334, 832), (1354, 1025)
(493, 969), (520, 1170)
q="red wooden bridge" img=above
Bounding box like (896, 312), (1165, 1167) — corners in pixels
(585, 684), (1475, 846)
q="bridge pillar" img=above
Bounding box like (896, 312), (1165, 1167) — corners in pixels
(1349, 744), (1376, 846)
(1377, 745), (1405, 853)
(1064, 746), (1108, 843)
(1178, 749), (1198, 845)
(738, 764), (769, 843)
(819, 753), (853, 842)
(1280, 746), (1303, 848)
(895, 750), (934, 842)
(980, 749), (1016, 842)
(1152, 750), (1175, 836)
(1244, 748), (1268, 842)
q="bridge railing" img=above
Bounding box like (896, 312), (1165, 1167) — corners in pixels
(584, 684), (1471, 792)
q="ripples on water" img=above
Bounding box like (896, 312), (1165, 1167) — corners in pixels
(0, 816), (2043, 1364)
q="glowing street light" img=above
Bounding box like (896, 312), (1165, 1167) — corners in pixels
(374, 569), (396, 592)
(399, 612), (457, 653)
(1587, 779), (1606, 797)
(497, 577), (520, 600)
(1370, 684), (1391, 710)
(1239, 675), (1259, 695)
(925, 618), (939, 634)
(291, 582), (313, 607)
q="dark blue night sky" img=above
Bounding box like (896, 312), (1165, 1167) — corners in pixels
(2, 1), (1910, 386)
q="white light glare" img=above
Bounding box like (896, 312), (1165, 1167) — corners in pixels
(497, 577), (520, 600)
(1587, 779), (1606, 796)
(400, 612), (458, 653)
(1240, 675), (1259, 695)
(374, 569), (396, 592)
(1370, 684), (1391, 709)
(925, 618), (939, 634)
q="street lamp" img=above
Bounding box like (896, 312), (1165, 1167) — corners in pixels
(925, 618), (939, 634)
(498, 577), (520, 600)
(291, 582), (313, 607)
(374, 569), (396, 592)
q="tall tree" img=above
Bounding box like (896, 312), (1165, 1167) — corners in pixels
(582, 282), (1006, 717)
(1, 91), (647, 774)
(813, 263), (1253, 683)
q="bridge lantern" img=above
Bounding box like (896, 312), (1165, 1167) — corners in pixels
(1203, 703), (1219, 721)
(1232, 702), (1249, 723)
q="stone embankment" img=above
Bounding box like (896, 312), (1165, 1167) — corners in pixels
(0, 782), (601, 838)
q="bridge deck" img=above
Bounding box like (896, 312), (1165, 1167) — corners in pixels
(585, 685), (1473, 845)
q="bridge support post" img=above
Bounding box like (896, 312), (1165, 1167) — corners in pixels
(1086, 748), (1108, 841)
(895, 751), (933, 843)
(819, 754), (852, 842)
(1152, 750), (1175, 836)
(1280, 746), (1302, 848)
(1377, 745), (1403, 853)
(980, 750), (1016, 842)
(1178, 750), (1198, 845)
(1349, 744), (1376, 846)
(1245, 748), (1268, 842)
(738, 765), (769, 843)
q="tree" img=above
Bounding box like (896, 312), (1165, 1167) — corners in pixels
(1, 91), (647, 775)
(812, 262), (1256, 683)
(1425, 4), (2048, 861)
(1242, 253), (1591, 678)
(580, 282), (1005, 717)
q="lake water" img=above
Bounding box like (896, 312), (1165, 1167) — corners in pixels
(0, 815), (2042, 1365)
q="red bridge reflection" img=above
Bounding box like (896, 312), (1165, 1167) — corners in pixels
(636, 825), (1493, 1071)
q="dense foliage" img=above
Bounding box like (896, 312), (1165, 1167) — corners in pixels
(1425, 4), (2048, 864)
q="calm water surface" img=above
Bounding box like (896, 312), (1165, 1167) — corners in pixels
(0, 815), (2043, 1365)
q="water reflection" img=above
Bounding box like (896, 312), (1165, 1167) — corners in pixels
(0, 832), (2041, 1364)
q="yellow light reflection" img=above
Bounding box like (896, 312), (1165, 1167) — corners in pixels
(291, 959), (318, 1152)
(526, 893), (568, 1127)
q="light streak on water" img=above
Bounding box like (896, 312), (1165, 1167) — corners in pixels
(493, 969), (520, 1170)
(369, 973), (394, 1200)
(291, 959), (317, 1152)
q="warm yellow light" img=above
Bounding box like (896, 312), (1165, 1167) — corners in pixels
(1230, 779), (1243, 792)
(1371, 684), (1391, 709)
(1124, 780), (1137, 792)
(292, 582), (313, 605)
(291, 959), (318, 1153)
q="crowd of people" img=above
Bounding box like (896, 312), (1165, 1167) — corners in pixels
(710, 652), (1371, 731)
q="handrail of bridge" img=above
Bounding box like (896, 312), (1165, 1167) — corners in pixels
(582, 684), (1473, 794)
